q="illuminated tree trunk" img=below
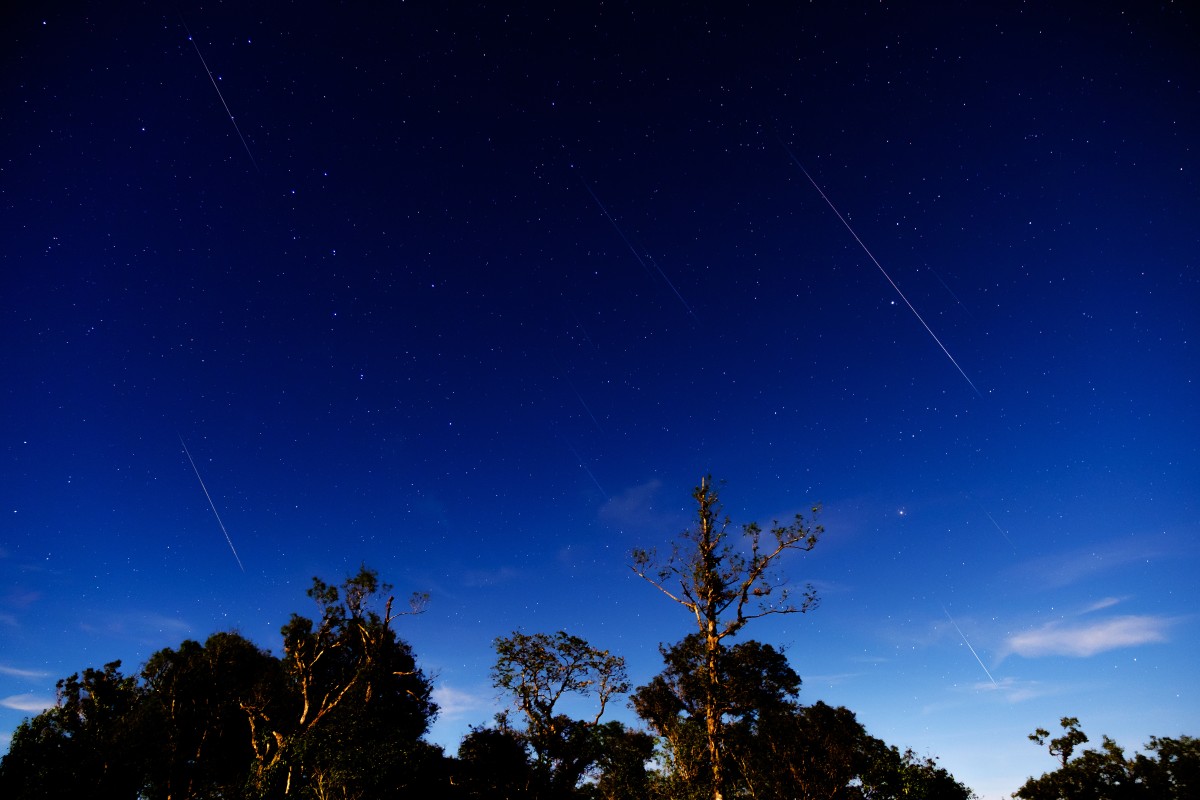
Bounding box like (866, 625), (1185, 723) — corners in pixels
(700, 488), (726, 800)
(630, 477), (822, 800)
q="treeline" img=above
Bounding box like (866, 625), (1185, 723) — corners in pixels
(0, 576), (966, 799)
(0, 479), (975, 798)
(1015, 717), (1199, 800)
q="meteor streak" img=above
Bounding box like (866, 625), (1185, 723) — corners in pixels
(782, 144), (981, 396)
(978, 503), (1017, 551)
(942, 605), (997, 687)
(180, 15), (260, 173)
(557, 433), (608, 499)
(180, 436), (245, 572)
(579, 177), (699, 322)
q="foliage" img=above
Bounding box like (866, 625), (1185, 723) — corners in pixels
(140, 632), (282, 799)
(1016, 718), (1200, 800)
(493, 630), (629, 735)
(631, 630), (973, 800)
(1029, 716), (1090, 768)
(632, 633), (800, 797)
(630, 477), (822, 799)
(862, 745), (976, 800)
(244, 565), (439, 797)
(488, 629), (635, 797)
(586, 721), (657, 800)
(0, 566), (441, 800)
(0, 661), (145, 799)
(0, 512), (989, 800)
(456, 724), (536, 799)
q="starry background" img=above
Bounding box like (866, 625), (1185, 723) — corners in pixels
(1, 3), (1197, 797)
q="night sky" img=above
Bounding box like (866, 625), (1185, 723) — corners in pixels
(2, 3), (1197, 797)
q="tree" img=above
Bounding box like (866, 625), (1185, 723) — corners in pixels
(139, 632), (281, 799)
(630, 477), (822, 800)
(1029, 717), (1090, 769)
(241, 565), (439, 797)
(861, 745), (976, 800)
(755, 700), (877, 800)
(586, 721), (657, 800)
(632, 633), (801, 798)
(490, 630), (631, 796)
(0, 566), (443, 800)
(1135, 735), (1200, 798)
(1016, 718), (1200, 800)
(455, 724), (536, 799)
(0, 661), (146, 799)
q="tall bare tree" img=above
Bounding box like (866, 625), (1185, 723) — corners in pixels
(630, 477), (822, 800)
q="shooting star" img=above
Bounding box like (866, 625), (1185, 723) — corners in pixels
(179, 15), (260, 173)
(942, 605), (997, 687)
(781, 144), (981, 396)
(578, 176), (699, 322)
(551, 354), (603, 433)
(180, 436), (245, 572)
(553, 428), (608, 499)
(977, 502), (1017, 551)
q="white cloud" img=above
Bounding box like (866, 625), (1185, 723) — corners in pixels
(1005, 615), (1169, 658)
(0, 664), (50, 680)
(432, 684), (492, 719)
(1, 693), (55, 713)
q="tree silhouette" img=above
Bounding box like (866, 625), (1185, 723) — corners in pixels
(1018, 717), (1200, 800)
(630, 477), (821, 800)
(491, 629), (631, 796)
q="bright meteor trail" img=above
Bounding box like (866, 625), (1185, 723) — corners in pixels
(942, 605), (997, 687)
(180, 436), (245, 572)
(782, 145), (981, 396)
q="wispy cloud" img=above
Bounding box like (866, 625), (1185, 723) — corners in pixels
(599, 479), (675, 534)
(1, 693), (55, 713)
(971, 676), (1057, 703)
(1005, 615), (1169, 658)
(1011, 538), (1163, 590)
(1081, 596), (1124, 614)
(79, 610), (193, 643)
(803, 671), (862, 687)
(432, 684), (493, 719)
(0, 665), (50, 680)
(460, 566), (522, 588)
(2, 588), (42, 609)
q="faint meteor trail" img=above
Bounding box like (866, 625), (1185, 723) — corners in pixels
(977, 502), (1017, 551)
(927, 263), (975, 320)
(942, 605), (997, 687)
(556, 432), (608, 498)
(781, 145), (981, 396)
(558, 364), (604, 432)
(179, 15), (261, 173)
(179, 436), (245, 572)
(578, 177), (699, 322)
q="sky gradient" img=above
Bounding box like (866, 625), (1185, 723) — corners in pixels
(2, 3), (1197, 797)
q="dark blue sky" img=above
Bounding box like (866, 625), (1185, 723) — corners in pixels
(2, 3), (1197, 796)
